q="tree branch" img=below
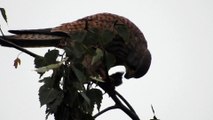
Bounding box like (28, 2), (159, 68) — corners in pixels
(0, 37), (40, 58)
(115, 90), (136, 114)
(110, 92), (140, 120)
(93, 105), (119, 118)
(97, 82), (140, 120)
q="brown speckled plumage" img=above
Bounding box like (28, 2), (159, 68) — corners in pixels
(0, 13), (151, 79)
(52, 13), (147, 49)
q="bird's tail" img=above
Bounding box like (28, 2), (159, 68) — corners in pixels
(0, 28), (66, 47)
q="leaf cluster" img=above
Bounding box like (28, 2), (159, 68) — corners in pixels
(35, 49), (103, 120)
(34, 24), (131, 120)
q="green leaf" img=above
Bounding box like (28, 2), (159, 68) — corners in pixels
(65, 87), (79, 107)
(91, 48), (103, 65)
(34, 56), (46, 68)
(34, 56), (46, 77)
(39, 85), (63, 107)
(34, 49), (59, 68)
(35, 57), (67, 74)
(0, 8), (7, 23)
(86, 89), (103, 111)
(80, 92), (91, 105)
(39, 77), (53, 86)
(44, 49), (59, 64)
(71, 65), (86, 83)
(90, 75), (105, 82)
(46, 91), (64, 113)
(34, 50), (59, 77)
(35, 62), (63, 73)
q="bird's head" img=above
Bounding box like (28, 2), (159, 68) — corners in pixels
(124, 49), (151, 79)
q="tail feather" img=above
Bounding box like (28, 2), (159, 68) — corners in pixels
(9, 28), (52, 34)
(9, 28), (67, 36)
(0, 29), (67, 47)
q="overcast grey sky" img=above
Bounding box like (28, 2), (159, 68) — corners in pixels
(1, 0), (213, 120)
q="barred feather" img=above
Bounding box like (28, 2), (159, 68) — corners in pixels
(0, 13), (151, 79)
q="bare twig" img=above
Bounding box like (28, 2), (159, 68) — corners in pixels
(0, 26), (5, 36)
(111, 92), (140, 120)
(0, 37), (40, 58)
(115, 90), (136, 114)
(151, 104), (159, 120)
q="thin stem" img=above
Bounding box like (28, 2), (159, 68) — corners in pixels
(93, 105), (119, 118)
(110, 92), (140, 120)
(0, 38), (40, 58)
(0, 27), (5, 36)
(115, 90), (136, 114)
(97, 82), (140, 120)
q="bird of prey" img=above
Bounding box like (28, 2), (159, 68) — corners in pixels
(0, 13), (151, 83)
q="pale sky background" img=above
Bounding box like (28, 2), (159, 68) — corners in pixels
(0, 0), (213, 120)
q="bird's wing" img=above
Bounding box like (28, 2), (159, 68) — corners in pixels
(0, 13), (151, 79)
(52, 13), (148, 49)
(51, 13), (151, 78)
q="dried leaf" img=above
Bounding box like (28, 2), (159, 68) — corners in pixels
(14, 57), (21, 68)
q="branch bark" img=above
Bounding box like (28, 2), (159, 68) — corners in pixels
(111, 92), (140, 120)
(0, 38), (40, 58)
(97, 82), (140, 120)
(115, 90), (136, 114)
(93, 105), (119, 118)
